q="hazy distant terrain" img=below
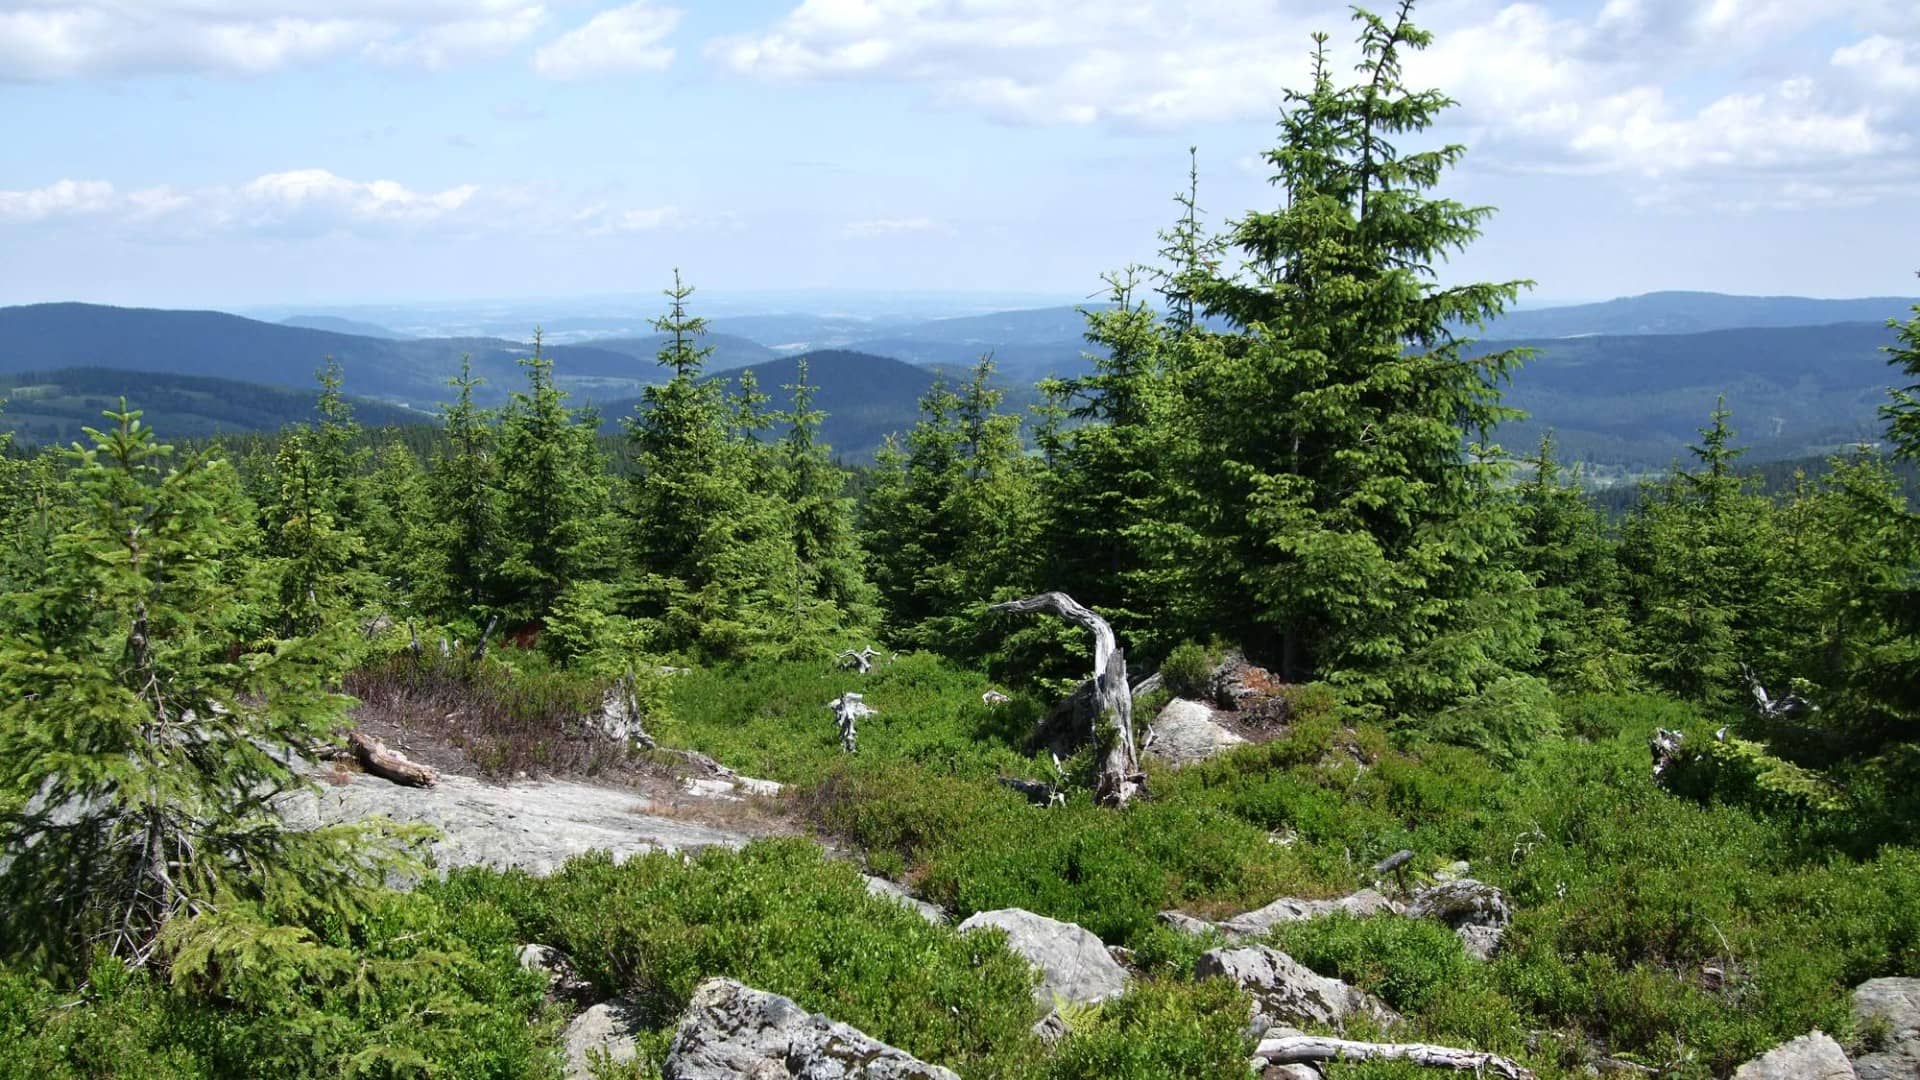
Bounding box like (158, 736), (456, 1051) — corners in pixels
(0, 367), (428, 446)
(1, 292), (1913, 465)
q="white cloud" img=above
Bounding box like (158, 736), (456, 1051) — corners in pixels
(0, 1), (545, 80)
(0, 169), (482, 233)
(1833, 35), (1920, 96)
(237, 169), (479, 226)
(714, 0), (1920, 204)
(531, 2), (679, 80)
(0, 178), (116, 222)
(713, 1), (1321, 127)
(844, 216), (950, 237)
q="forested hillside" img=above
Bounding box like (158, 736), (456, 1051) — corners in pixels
(2, 6), (1918, 1080)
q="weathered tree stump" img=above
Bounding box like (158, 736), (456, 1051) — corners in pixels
(990, 592), (1142, 807)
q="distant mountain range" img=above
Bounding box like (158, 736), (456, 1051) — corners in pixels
(0, 367), (428, 447)
(1, 292), (1913, 467)
(279, 314), (413, 339)
(1478, 292), (1918, 340)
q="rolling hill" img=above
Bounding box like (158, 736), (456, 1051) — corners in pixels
(1494, 320), (1902, 465)
(280, 314), (412, 339)
(708, 350), (940, 460)
(0, 303), (655, 406)
(1480, 291), (1918, 340)
(0, 367), (431, 447)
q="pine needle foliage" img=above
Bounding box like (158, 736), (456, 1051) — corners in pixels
(0, 405), (422, 975)
(1183, 1), (1538, 712)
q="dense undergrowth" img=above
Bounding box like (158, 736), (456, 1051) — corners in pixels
(2, 649), (1916, 1078)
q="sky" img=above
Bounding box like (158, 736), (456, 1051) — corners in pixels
(2, 0), (1918, 310)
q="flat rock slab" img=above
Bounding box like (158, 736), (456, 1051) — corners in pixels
(1196, 945), (1400, 1034)
(1219, 889), (1403, 938)
(280, 771), (752, 877)
(1145, 699), (1249, 768)
(864, 875), (947, 925)
(664, 977), (958, 1080)
(1852, 978), (1920, 1080)
(564, 999), (648, 1079)
(1731, 1031), (1855, 1079)
(958, 908), (1130, 1006)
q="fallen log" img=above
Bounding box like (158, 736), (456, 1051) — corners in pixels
(1253, 1035), (1533, 1079)
(990, 592), (1142, 807)
(347, 730), (439, 788)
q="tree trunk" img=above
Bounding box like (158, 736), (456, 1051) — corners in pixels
(990, 592), (1142, 807)
(348, 731), (439, 788)
(1253, 1035), (1533, 1079)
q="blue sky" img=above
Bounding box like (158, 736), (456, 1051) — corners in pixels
(3, 0), (1917, 308)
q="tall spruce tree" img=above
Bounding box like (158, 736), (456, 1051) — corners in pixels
(1183, 2), (1538, 713)
(425, 356), (504, 624)
(1038, 269), (1178, 655)
(865, 358), (1041, 654)
(0, 406), (415, 973)
(495, 333), (611, 626)
(259, 364), (376, 636)
(778, 357), (878, 644)
(625, 273), (793, 657)
(1512, 433), (1634, 691)
(1618, 403), (1787, 705)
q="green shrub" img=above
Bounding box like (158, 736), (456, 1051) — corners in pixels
(1159, 641), (1215, 701)
(1041, 979), (1253, 1080)
(446, 838), (1043, 1077)
(1420, 675), (1562, 763)
(0, 888), (559, 1080)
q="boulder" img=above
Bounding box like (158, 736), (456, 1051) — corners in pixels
(1144, 699), (1249, 768)
(1409, 879), (1511, 960)
(663, 977), (958, 1080)
(518, 943), (595, 1003)
(957, 908), (1130, 1006)
(1730, 1031), (1855, 1079)
(1196, 945), (1400, 1035)
(1852, 977), (1920, 1080)
(864, 875), (947, 925)
(1219, 889), (1402, 939)
(563, 999), (647, 1079)
(1208, 651), (1280, 712)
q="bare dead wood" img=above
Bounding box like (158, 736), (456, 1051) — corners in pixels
(997, 776), (1061, 807)
(1254, 1035), (1533, 1079)
(990, 591), (1142, 807)
(347, 730), (439, 788)
(828, 692), (871, 754)
(837, 645), (881, 674)
(470, 615), (500, 662)
(1743, 665), (1816, 721)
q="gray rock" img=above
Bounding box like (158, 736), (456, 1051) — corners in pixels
(564, 999), (647, 1079)
(863, 875), (947, 925)
(1144, 699), (1249, 767)
(663, 977), (958, 1079)
(279, 771), (753, 878)
(1409, 879), (1511, 960)
(1196, 945), (1400, 1034)
(1261, 1066), (1322, 1080)
(1159, 910), (1225, 937)
(1220, 889), (1403, 938)
(1852, 978), (1920, 1080)
(1730, 1031), (1855, 1079)
(518, 943), (595, 1002)
(957, 908), (1130, 1006)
